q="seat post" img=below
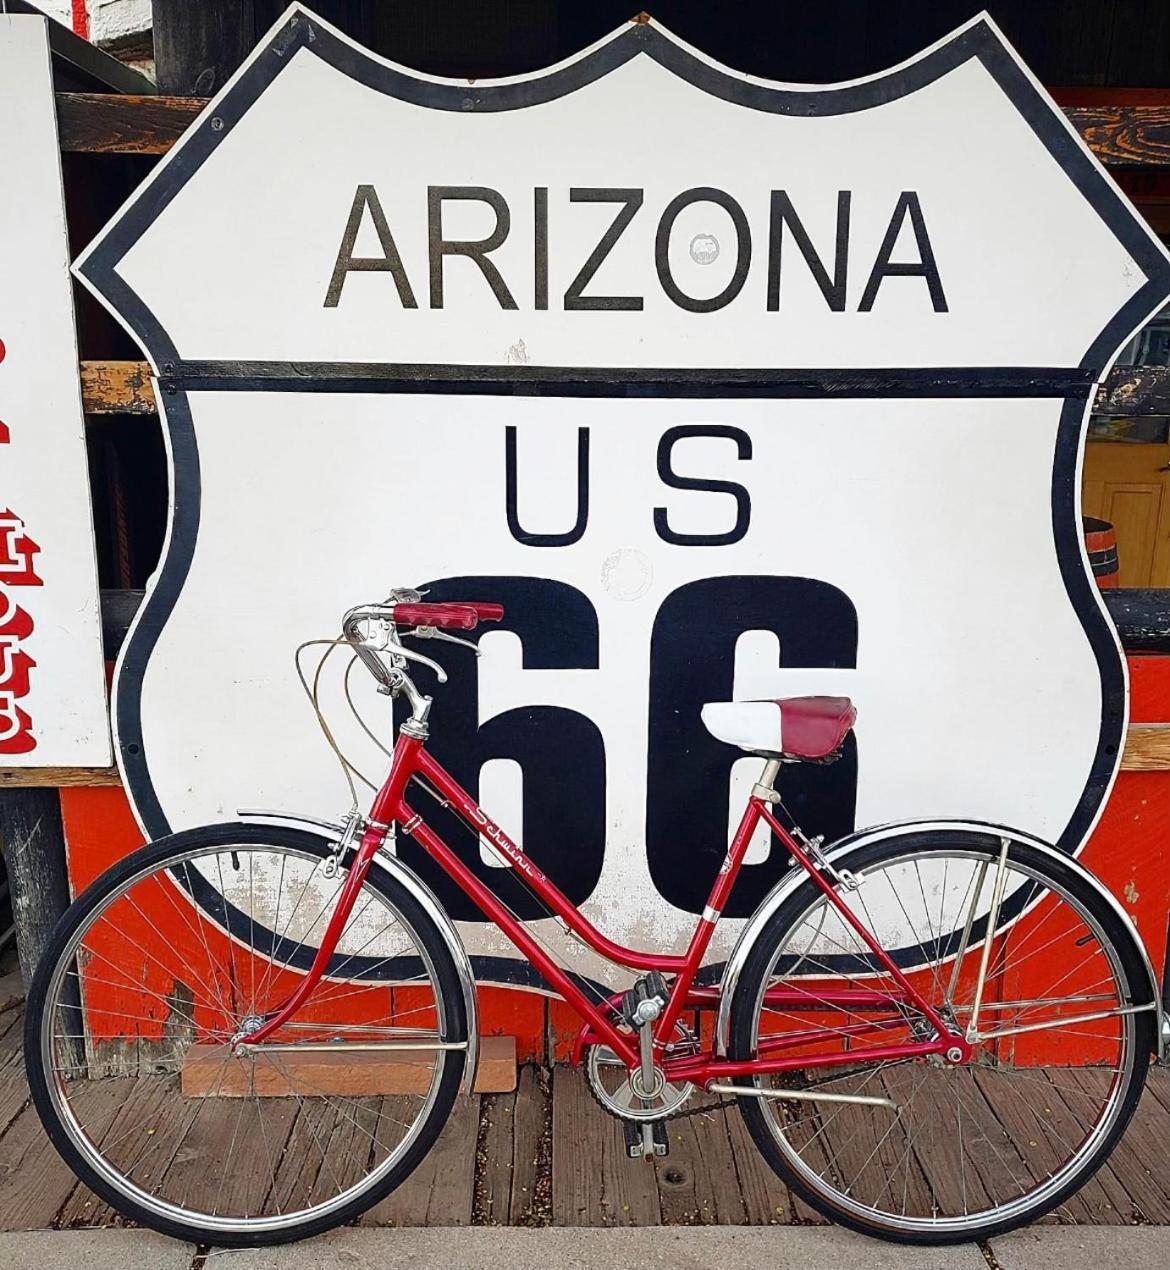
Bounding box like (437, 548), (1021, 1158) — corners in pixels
(757, 757), (782, 793)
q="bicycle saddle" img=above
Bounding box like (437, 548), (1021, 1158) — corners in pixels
(701, 696), (856, 760)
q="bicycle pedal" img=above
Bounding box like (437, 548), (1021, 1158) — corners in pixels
(623, 1119), (670, 1160)
(621, 970), (669, 1028)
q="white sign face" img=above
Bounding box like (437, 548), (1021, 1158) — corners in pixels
(0, 16), (110, 767)
(76, 6), (1170, 987)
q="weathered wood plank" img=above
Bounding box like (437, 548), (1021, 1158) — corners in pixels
(8, 714), (1170, 790)
(1065, 105), (1170, 167)
(1062, 1069), (1170, 1222)
(57, 94), (202, 153)
(509, 1064), (551, 1225)
(721, 1096), (809, 1224)
(1040, 1070), (1141, 1223)
(1095, 365), (1170, 417)
(0, 1007), (28, 1139)
(810, 1069), (935, 1220)
(1145, 1066), (1170, 1119)
(653, 1096), (745, 1225)
(1119, 725), (1170, 771)
(80, 360), (156, 415)
(474, 1088), (515, 1225)
(1104, 589), (1170, 655)
(360, 1093), (479, 1226)
(550, 1067), (659, 1227)
(0, 1104), (87, 1230)
(0, 768), (121, 789)
(887, 1069), (998, 1217)
(142, 1088), (300, 1223)
(74, 360), (1170, 423)
(971, 1068), (1103, 1224)
(0, 1008), (22, 1066)
(55, 1076), (156, 1228)
(53, 95), (1170, 167)
(265, 1094), (383, 1219)
(181, 1034), (516, 1097)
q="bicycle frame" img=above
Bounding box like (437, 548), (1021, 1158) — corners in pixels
(246, 729), (964, 1082)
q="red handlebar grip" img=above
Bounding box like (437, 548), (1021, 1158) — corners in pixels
(469, 603), (505, 622)
(392, 601), (505, 631)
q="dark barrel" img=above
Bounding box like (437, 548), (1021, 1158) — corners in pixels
(1082, 516), (1119, 588)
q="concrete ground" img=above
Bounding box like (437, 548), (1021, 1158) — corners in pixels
(2, 1226), (1170, 1270)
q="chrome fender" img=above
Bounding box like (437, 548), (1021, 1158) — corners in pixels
(715, 818), (1164, 1060)
(239, 809), (480, 1092)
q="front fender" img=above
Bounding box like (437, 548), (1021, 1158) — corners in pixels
(715, 818), (1164, 1059)
(239, 808), (480, 1093)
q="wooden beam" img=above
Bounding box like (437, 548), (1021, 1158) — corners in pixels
(0, 767), (122, 789)
(52, 94), (1170, 168)
(153, 0), (256, 98)
(80, 359), (157, 414)
(78, 359), (1170, 419)
(1094, 365), (1170, 417)
(181, 1034), (517, 1097)
(0, 789), (73, 986)
(56, 93), (202, 154)
(5, 718), (1170, 786)
(1064, 105), (1170, 167)
(1119, 725), (1170, 771)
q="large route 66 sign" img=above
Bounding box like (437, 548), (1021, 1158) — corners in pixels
(76, 6), (1170, 988)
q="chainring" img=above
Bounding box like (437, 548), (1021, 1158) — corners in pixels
(584, 1021), (699, 1122)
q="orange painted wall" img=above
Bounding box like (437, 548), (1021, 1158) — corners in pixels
(59, 654), (1170, 1063)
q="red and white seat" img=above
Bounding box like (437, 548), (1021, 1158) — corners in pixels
(701, 696), (856, 760)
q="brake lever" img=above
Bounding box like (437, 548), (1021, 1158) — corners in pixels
(392, 643), (448, 683)
(349, 616), (449, 683)
(412, 626), (481, 656)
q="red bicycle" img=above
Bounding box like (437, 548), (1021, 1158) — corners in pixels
(27, 591), (1162, 1245)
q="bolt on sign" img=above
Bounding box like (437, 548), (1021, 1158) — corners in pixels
(0, 15), (110, 766)
(77, 6), (1170, 988)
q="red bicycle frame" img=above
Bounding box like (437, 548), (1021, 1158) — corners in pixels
(247, 729), (963, 1081)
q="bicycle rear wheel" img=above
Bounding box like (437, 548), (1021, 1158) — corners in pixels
(25, 823), (467, 1246)
(728, 830), (1157, 1243)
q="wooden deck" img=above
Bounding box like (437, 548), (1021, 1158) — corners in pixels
(3, 1002), (1170, 1231)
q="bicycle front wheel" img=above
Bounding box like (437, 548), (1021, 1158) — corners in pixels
(25, 823), (467, 1246)
(728, 829), (1157, 1243)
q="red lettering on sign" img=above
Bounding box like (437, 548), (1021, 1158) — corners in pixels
(0, 640), (35, 698)
(0, 591), (33, 639)
(0, 511), (44, 586)
(0, 694), (35, 753)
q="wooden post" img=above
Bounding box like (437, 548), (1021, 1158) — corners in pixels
(152, 0), (256, 96)
(0, 788), (71, 985)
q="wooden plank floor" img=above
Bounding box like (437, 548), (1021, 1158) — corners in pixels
(3, 1003), (1170, 1230)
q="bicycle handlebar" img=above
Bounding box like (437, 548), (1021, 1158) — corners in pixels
(392, 602), (505, 631)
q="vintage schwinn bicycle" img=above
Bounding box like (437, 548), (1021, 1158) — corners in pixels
(26, 591), (1164, 1246)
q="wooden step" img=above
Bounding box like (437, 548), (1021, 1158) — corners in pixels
(180, 1034), (516, 1098)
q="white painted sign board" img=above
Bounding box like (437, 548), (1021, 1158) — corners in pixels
(0, 15), (110, 767)
(76, 6), (1170, 986)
